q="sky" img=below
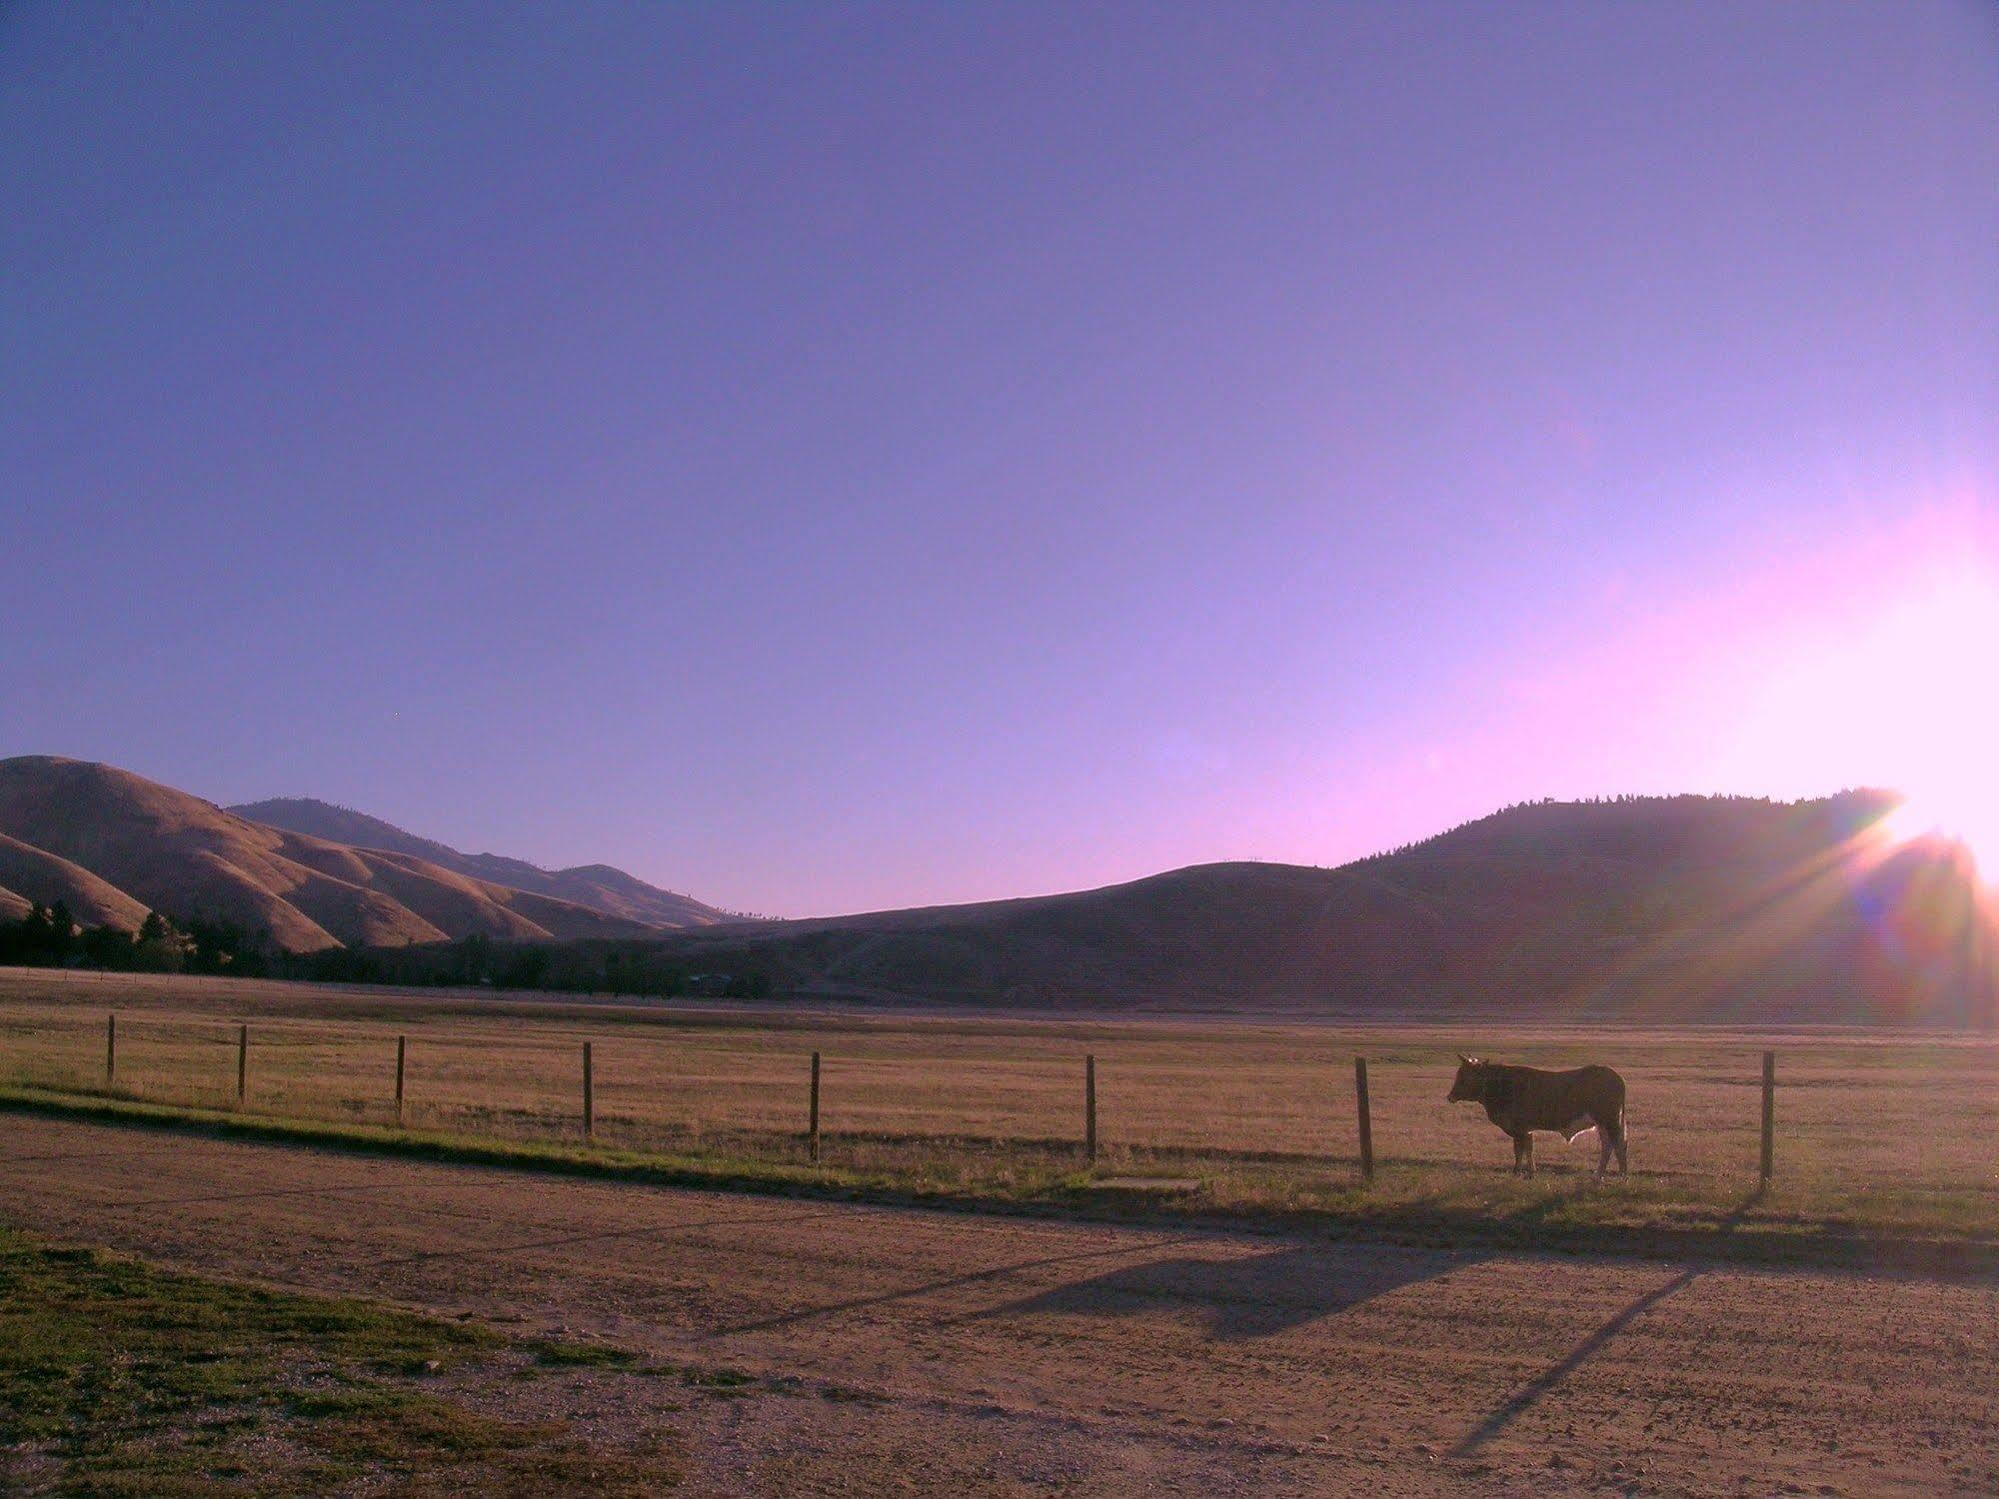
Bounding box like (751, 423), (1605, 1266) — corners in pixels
(4, 2), (1996, 917)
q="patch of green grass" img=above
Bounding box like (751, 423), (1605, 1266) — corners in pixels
(818, 1383), (889, 1404)
(530, 1340), (641, 1369)
(683, 1367), (755, 1389)
(0, 1082), (842, 1194)
(4, 1083), (1995, 1274)
(0, 1227), (678, 1494)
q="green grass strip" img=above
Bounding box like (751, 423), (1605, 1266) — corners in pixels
(3, 1083), (1994, 1275)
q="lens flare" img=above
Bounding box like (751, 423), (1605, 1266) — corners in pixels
(1732, 563), (1999, 874)
(1881, 793), (1999, 877)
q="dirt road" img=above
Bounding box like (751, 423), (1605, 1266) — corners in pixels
(4, 1115), (1995, 1495)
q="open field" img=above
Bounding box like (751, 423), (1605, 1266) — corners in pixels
(5, 1114), (1998, 1495)
(4, 969), (1998, 1245)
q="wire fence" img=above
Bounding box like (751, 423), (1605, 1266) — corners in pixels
(5, 999), (1999, 1221)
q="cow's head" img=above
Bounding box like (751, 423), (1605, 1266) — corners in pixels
(1447, 1054), (1485, 1103)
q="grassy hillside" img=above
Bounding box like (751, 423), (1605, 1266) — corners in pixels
(0, 758), (659, 951)
(0, 832), (151, 931)
(8, 761), (1991, 1023)
(230, 796), (728, 928)
(623, 792), (1996, 1023)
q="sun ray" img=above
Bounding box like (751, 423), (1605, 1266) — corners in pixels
(1725, 562), (1999, 875)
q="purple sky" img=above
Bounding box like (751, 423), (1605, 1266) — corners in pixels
(5, 3), (1996, 917)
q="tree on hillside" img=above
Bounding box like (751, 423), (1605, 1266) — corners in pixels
(79, 924), (136, 970)
(133, 911), (188, 972)
(184, 917), (269, 977)
(46, 901), (76, 964)
(0, 905), (50, 965)
(0, 905), (158, 970)
(497, 946), (550, 991)
(455, 932), (493, 985)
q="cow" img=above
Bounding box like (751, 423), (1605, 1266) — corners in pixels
(1447, 1055), (1628, 1177)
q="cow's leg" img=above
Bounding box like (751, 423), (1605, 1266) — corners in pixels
(1596, 1125), (1613, 1177)
(1613, 1109), (1628, 1175)
(1515, 1132), (1534, 1177)
(1510, 1133), (1524, 1174)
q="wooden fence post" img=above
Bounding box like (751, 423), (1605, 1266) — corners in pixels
(105, 1012), (116, 1086)
(808, 1051), (821, 1163)
(583, 1041), (595, 1140)
(1085, 1053), (1098, 1165)
(1354, 1056), (1375, 1184)
(236, 1024), (248, 1106)
(395, 1035), (407, 1125)
(1759, 1049), (1775, 1186)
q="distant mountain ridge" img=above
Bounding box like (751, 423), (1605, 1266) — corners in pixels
(7, 756), (1992, 1027)
(0, 757), (674, 951)
(628, 791), (1998, 1025)
(227, 797), (726, 930)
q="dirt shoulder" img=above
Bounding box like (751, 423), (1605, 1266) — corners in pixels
(4, 1114), (1996, 1496)
(0, 1226), (687, 1495)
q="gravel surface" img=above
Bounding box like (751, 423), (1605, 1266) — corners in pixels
(4, 1115), (1995, 1495)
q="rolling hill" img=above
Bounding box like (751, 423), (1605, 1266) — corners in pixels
(0, 831), (153, 931)
(227, 797), (726, 929)
(6, 756), (1991, 1024)
(625, 792), (1996, 1024)
(0, 757), (664, 951)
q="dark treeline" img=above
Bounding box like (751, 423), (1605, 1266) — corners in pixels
(1346, 789), (1893, 867)
(0, 903), (271, 976)
(290, 933), (775, 999)
(2, 904), (777, 1000)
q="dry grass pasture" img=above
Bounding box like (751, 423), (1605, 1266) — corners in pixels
(3, 969), (1997, 1246)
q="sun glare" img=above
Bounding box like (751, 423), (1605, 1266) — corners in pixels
(1856, 571), (1999, 872)
(1727, 562), (1999, 874)
(1882, 792), (1999, 876)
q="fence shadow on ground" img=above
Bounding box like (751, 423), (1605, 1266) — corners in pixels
(978, 1240), (1477, 1341)
(714, 1234), (1212, 1337)
(1449, 1188), (1764, 1458)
